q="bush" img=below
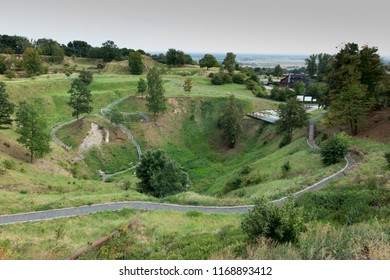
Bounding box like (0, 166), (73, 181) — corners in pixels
(79, 70), (93, 85)
(245, 79), (258, 90)
(4, 70), (16, 80)
(2, 159), (15, 170)
(241, 197), (305, 243)
(321, 132), (350, 165)
(232, 73), (246, 84)
(384, 152), (390, 169)
(281, 161), (291, 177)
(136, 150), (189, 198)
(279, 134), (292, 148)
(211, 73), (224, 85)
(252, 85), (267, 98)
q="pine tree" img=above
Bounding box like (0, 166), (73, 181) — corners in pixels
(0, 82), (15, 126)
(16, 101), (51, 162)
(146, 67), (166, 121)
(67, 78), (93, 119)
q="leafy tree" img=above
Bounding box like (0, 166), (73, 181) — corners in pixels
(293, 81), (306, 96)
(273, 64), (283, 77)
(326, 78), (367, 135)
(305, 54), (317, 79)
(222, 52), (237, 74)
(78, 70), (93, 85)
(146, 67), (166, 120)
(67, 78), (93, 119)
(128, 51), (144, 75)
(270, 86), (295, 101)
(199, 54), (218, 69)
(16, 101), (51, 163)
(22, 47), (44, 76)
(276, 98), (308, 143)
(320, 132), (350, 165)
(0, 82), (15, 126)
(66, 40), (92, 57)
(166, 48), (186, 67)
(183, 78), (192, 93)
(137, 78), (147, 96)
(317, 53), (333, 82)
(219, 94), (243, 148)
(106, 108), (124, 125)
(101, 40), (120, 62)
(0, 55), (7, 74)
(241, 197), (305, 243)
(136, 149), (189, 198)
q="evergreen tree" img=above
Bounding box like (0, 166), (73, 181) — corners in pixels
(219, 94), (243, 148)
(0, 82), (15, 126)
(128, 51), (144, 75)
(146, 67), (166, 120)
(16, 101), (51, 162)
(67, 78), (93, 119)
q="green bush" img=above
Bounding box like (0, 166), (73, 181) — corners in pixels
(242, 197), (305, 243)
(232, 73), (246, 84)
(2, 159), (15, 170)
(279, 134), (292, 148)
(79, 70), (93, 85)
(384, 152), (390, 169)
(320, 132), (350, 165)
(281, 161), (291, 177)
(136, 150), (189, 198)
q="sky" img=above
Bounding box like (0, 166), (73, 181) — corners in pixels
(1, 0), (389, 56)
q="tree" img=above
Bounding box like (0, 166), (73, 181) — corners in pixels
(219, 94), (243, 148)
(136, 149), (189, 198)
(316, 53), (333, 82)
(101, 40), (120, 62)
(222, 52), (237, 74)
(273, 64), (283, 77)
(320, 132), (350, 165)
(128, 51), (144, 75)
(305, 54), (317, 79)
(137, 78), (147, 97)
(106, 108), (124, 125)
(79, 70), (93, 85)
(67, 78), (93, 119)
(358, 45), (385, 104)
(0, 55), (7, 74)
(199, 54), (218, 69)
(166, 48), (186, 67)
(183, 78), (192, 93)
(22, 47), (43, 76)
(326, 78), (367, 135)
(276, 98), (308, 143)
(241, 197), (305, 243)
(146, 67), (166, 120)
(293, 81), (306, 96)
(0, 82), (15, 126)
(16, 101), (51, 163)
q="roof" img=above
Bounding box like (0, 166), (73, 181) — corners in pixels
(247, 110), (280, 123)
(278, 73), (310, 88)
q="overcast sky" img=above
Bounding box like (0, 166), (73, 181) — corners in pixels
(1, 0), (389, 55)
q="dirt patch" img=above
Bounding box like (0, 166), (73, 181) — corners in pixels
(357, 108), (390, 144)
(78, 123), (104, 153)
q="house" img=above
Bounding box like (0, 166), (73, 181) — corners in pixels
(278, 73), (310, 88)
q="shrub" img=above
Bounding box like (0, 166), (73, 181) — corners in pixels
(223, 177), (243, 194)
(211, 73), (224, 85)
(281, 161), (291, 177)
(79, 70), (93, 85)
(232, 73), (246, 84)
(245, 79), (257, 90)
(279, 134), (292, 148)
(241, 197), (305, 243)
(384, 152), (390, 169)
(4, 70), (16, 80)
(321, 132), (350, 165)
(136, 150), (189, 198)
(2, 159), (15, 170)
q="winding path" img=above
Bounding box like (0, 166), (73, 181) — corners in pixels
(0, 114), (356, 225)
